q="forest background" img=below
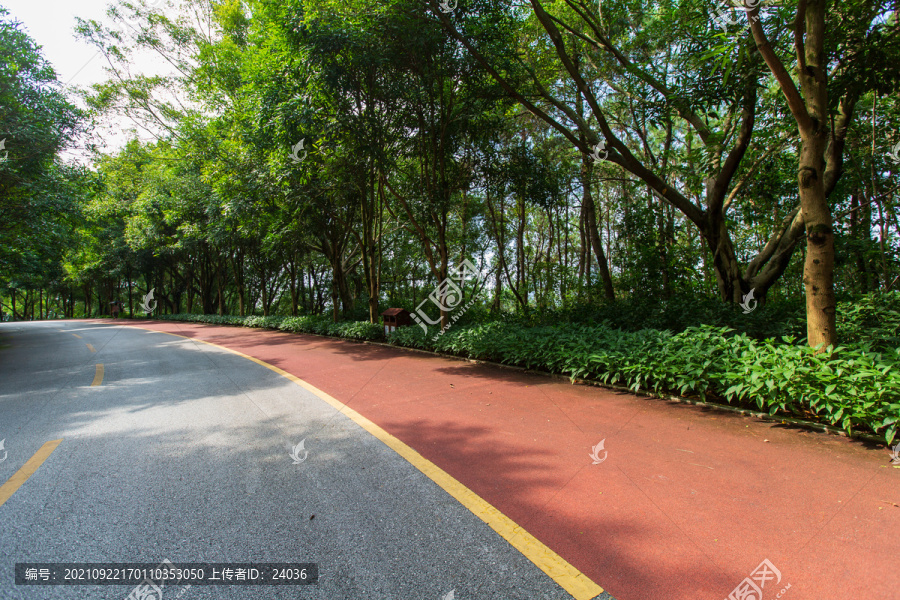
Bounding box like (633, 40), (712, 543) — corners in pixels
(1, 0), (899, 441)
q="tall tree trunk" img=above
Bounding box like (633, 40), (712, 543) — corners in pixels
(576, 206), (587, 287)
(486, 194), (527, 313)
(84, 284), (91, 317)
(185, 263), (195, 314)
(659, 204), (672, 298)
(493, 262), (502, 313)
(331, 278), (340, 322)
(300, 267), (309, 314)
(127, 269), (133, 318)
(311, 269), (322, 315)
(516, 196), (526, 306)
(361, 171), (383, 324)
(289, 254), (299, 317)
(750, 0), (835, 348)
(231, 251), (245, 317)
(216, 259), (225, 316)
(260, 262), (270, 317)
(850, 192), (870, 293)
(581, 155), (615, 300)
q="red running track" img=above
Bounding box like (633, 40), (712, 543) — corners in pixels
(108, 320), (900, 600)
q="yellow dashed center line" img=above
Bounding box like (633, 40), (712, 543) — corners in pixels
(71, 333), (82, 339)
(91, 364), (104, 387)
(0, 439), (64, 508)
(86, 343), (96, 353)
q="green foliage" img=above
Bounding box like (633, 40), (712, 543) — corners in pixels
(720, 336), (900, 444)
(385, 320), (899, 444)
(243, 315), (286, 329)
(331, 321), (385, 341)
(281, 315), (340, 336)
(165, 314), (249, 326)
(0, 7), (84, 289)
(834, 291), (900, 352)
(384, 325), (425, 348)
(497, 295), (806, 339)
(163, 313), (384, 341)
(4, 0), (899, 450)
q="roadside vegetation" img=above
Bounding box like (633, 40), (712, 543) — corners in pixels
(1, 1), (898, 442)
(162, 291), (900, 443)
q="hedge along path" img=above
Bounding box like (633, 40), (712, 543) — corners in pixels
(160, 314), (900, 444)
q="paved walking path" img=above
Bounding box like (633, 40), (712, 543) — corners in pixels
(107, 319), (899, 600)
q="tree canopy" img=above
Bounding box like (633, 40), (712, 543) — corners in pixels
(1, 0), (899, 350)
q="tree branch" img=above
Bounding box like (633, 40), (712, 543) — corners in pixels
(747, 1), (813, 133)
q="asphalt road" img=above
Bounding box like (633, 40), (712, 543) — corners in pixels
(0, 321), (604, 600)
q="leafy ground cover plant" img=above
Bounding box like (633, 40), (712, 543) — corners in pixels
(396, 322), (899, 443)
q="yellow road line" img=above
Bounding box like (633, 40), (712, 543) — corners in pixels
(86, 343), (96, 353)
(129, 327), (604, 600)
(91, 364), (104, 387)
(0, 439), (64, 508)
(72, 333), (82, 339)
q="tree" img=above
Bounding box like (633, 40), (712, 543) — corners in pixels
(747, 0), (900, 347)
(433, 0), (900, 345)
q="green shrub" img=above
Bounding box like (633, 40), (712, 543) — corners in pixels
(387, 323), (432, 349)
(278, 315), (323, 334)
(497, 295), (805, 340)
(243, 315), (286, 329)
(834, 291), (900, 352)
(164, 313), (246, 326)
(334, 321), (384, 341)
(162, 313), (384, 341)
(386, 321), (899, 443)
